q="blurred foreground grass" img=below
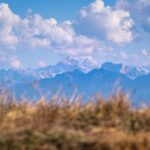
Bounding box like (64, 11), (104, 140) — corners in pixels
(0, 92), (149, 150)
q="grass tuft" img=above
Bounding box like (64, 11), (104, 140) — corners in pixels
(0, 92), (149, 150)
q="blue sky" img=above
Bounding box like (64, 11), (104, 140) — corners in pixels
(0, 0), (150, 68)
(2, 0), (116, 20)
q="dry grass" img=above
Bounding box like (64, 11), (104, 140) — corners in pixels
(0, 91), (149, 150)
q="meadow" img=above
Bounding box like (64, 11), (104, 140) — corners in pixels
(0, 91), (149, 150)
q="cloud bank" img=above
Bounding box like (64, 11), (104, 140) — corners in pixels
(75, 0), (134, 44)
(0, 0), (149, 68)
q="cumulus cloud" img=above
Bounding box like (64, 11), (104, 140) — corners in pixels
(75, 0), (134, 44)
(0, 3), (103, 57)
(0, 3), (74, 49)
(1, 1), (149, 67)
(18, 16), (103, 56)
(116, 0), (150, 33)
(17, 15), (74, 48)
(0, 3), (20, 49)
(56, 35), (101, 56)
(0, 1), (135, 57)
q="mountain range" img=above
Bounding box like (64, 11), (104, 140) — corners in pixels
(0, 57), (150, 105)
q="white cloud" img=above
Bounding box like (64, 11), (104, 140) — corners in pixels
(54, 35), (101, 56)
(116, 0), (150, 33)
(0, 1), (134, 59)
(0, 3), (100, 57)
(90, 0), (104, 13)
(142, 49), (149, 56)
(11, 57), (21, 68)
(2, 1), (149, 67)
(75, 0), (134, 44)
(70, 35), (100, 55)
(38, 60), (46, 67)
(18, 15), (74, 48)
(0, 3), (75, 50)
(0, 3), (20, 49)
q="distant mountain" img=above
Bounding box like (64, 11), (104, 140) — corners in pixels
(0, 56), (98, 85)
(143, 66), (150, 72)
(130, 74), (150, 101)
(12, 68), (131, 101)
(0, 61), (150, 105)
(34, 56), (98, 79)
(0, 69), (36, 86)
(36, 68), (150, 104)
(37, 68), (132, 100)
(12, 69), (150, 105)
(102, 62), (148, 79)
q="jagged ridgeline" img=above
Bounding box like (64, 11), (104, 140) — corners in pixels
(0, 58), (150, 105)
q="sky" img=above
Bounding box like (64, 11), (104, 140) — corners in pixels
(0, 0), (150, 69)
